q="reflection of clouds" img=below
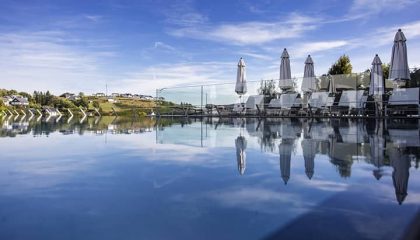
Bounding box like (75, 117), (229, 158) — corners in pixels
(205, 187), (313, 214)
(293, 175), (349, 192)
(0, 134), (113, 195)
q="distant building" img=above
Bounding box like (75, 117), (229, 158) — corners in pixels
(121, 93), (133, 98)
(60, 93), (79, 101)
(94, 93), (106, 97)
(10, 96), (29, 106)
(112, 93), (120, 97)
(141, 95), (154, 100)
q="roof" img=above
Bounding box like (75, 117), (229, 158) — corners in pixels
(11, 97), (29, 104)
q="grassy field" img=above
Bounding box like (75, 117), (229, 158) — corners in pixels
(91, 97), (157, 116)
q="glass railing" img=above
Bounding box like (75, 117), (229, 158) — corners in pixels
(155, 69), (420, 117)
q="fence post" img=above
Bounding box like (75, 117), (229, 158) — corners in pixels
(201, 85), (203, 116)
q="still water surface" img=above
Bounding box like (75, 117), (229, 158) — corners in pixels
(0, 116), (420, 240)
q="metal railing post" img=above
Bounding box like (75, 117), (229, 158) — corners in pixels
(201, 85), (203, 116)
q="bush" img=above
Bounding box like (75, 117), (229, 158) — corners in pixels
(92, 101), (100, 108)
(53, 97), (76, 109)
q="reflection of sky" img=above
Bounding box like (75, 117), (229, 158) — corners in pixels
(0, 118), (420, 239)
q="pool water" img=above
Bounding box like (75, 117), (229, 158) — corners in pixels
(0, 116), (419, 240)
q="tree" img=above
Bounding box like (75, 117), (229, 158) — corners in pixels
(328, 55), (352, 75)
(19, 91), (33, 102)
(53, 97), (76, 109)
(92, 101), (100, 108)
(382, 63), (390, 80)
(410, 68), (420, 87)
(258, 79), (277, 103)
(75, 97), (89, 108)
(32, 91), (55, 106)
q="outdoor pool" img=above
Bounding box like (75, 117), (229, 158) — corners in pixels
(0, 116), (419, 240)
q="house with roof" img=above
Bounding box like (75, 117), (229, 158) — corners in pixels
(10, 96), (29, 106)
(94, 93), (106, 97)
(60, 93), (79, 101)
(121, 93), (133, 98)
(140, 95), (154, 100)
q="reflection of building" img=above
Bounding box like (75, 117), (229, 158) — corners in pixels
(389, 147), (411, 205)
(279, 139), (294, 184)
(235, 136), (247, 175)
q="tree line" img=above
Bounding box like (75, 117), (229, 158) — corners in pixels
(0, 90), (89, 109)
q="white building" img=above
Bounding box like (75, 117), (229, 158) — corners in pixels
(10, 96), (29, 106)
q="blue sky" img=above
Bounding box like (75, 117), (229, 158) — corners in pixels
(0, 0), (420, 95)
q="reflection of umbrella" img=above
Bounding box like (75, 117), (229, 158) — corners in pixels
(389, 29), (410, 81)
(302, 139), (316, 179)
(279, 48), (293, 90)
(235, 136), (247, 175)
(369, 120), (385, 180)
(301, 55), (316, 92)
(389, 147), (411, 205)
(235, 58), (247, 96)
(369, 54), (384, 95)
(279, 139), (294, 184)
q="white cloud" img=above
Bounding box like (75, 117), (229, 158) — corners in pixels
(0, 30), (115, 94)
(240, 51), (274, 60)
(347, 0), (420, 20)
(168, 13), (320, 45)
(84, 15), (102, 22)
(154, 41), (176, 51)
(374, 20), (420, 46)
(116, 61), (233, 95)
(163, 0), (208, 27)
(293, 41), (349, 57)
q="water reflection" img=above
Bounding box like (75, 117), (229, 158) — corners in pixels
(156, 117), (420, 206)
(235, 135), (247, 175)
(1, 115), (420, 207)
(0, 116), (163, 137)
